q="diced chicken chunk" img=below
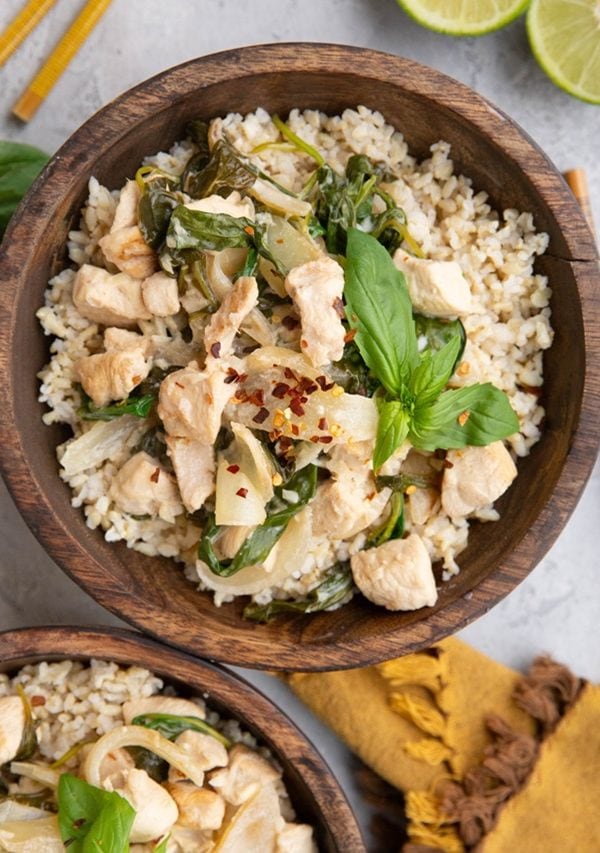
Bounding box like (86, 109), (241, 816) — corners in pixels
(166, 437), (215, 513)
(203, 275), (258, 358)
(99, 225), (157, 279)
(158, 362), (236, 444)
(73, 264), (151, 327)
(170, 730), (228, 776)
(0, 696), (27, 766)
(111, 180), (140, 232)
(311, 479), (390, 540)
(103, 327), (147, 351)
(98, 747), (135, 789)
(209, 744), (280, 806)
(186, 190), (255, 220)
(441, 442), (517, 517)
(142, 272), (180, 316)
(285, 257), (346, 367)
(109, 451), (183, 521)
(277, 823), (317, 853)
(166, 782), (225, 831)
(393, 248), (472, 318)
(111, 768), (178, 844)
(408, 487), (440, 526)
(75, 336), (152, 407)
(351, 534), (437, 611)
(122, 695), (205, 725)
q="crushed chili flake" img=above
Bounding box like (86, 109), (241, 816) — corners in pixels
(318, 435), (333, 444)
(236, 487), (248, 498)
(315, 375), (334, 391)
(458, 410), (470, 426)
(291, 424), (300, 436)
(150, 468), (160, 483)
(298, 377), (318, 395)
(330, 424), (342, 437)
(289, 397), (305, 417)
(132, 375), (141, 385)
(272, 382), (290, 399)
(344, 328), (357, 343)
(30, 695), (45, 707)
(310, 435), (320, 443)
(224, 367), (243, 384)
(300, 339), (308, 349)
(247, 389), (265, 407)
(234, 391), (249, 403)
(273, 410), (286, 428)
(281, 315), (300, 330)
(175, 381), (185, 389)
(331, 385), (344, 397)
(284, 367), (298, 381)
(253, 407), (269, 424)
(443, 460), (454, 469)
(269, 430), (283, 442)
(406, 485), (417, 495)
(227, 464), (240, 474)
(210, 342), (221, 358)
(278, 436), (293, 452)
(333, 297), (345, 318)
(318, 417), (328, 431)
(243, 225), (255, 236)
(456, 361), (470, 376)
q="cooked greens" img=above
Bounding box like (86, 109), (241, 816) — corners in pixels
(78, 392), (156, 421)
(57, 773), (136, 852)
(132, 712), (231, 748)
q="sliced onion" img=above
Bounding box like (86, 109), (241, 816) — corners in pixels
(249, 178), (311, 218)
(59, 416), (148, 477)
(9, 762), (61, 790)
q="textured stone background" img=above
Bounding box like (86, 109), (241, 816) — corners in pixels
(1, 0), (598, 839)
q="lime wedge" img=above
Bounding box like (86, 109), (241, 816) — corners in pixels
(527, 0), (600, 104)
(396, 0), (529, 36)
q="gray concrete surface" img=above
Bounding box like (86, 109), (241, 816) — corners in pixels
(1, 0), (599, 843)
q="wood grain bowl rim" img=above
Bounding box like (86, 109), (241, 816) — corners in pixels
(0, 625), (365, 852)
(0, 44), (598, 671)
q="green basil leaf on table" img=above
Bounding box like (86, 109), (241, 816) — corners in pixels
(344, 227), (419, 397)
(373, 400), (411, 471)
(131, 713), (231, 748)
(0, 141), (49, 236)
(243, 562), (353, 623)
(410, 382), (520, 451)
(57, 773), (135, 852)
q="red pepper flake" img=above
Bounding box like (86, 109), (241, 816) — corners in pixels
(284, 367), (298, 381)
(278, 436), (293, 452)
(210, 342), (221, 358)
(344, 328), (357, 343)
(272, 382), (290, 399)
(247, 389), (265, 407)
(333, 297), (345, 318)
(224, 368), (240, 384)
(227, 464), (240, 474)
(276, 238), (284, 244)
(302, 380), (318, 395)
(234, 390), (248, 403)
(315, 375), (334, 391)
(31, 695), (45, 707)
(291, 424), (300, 437)
(443, 459), (454, 469)
(269, 430), (283, 441)
(300, 339), (308, 349)
(281, 315), (300, 330)
(243, 225), (255, 236)
(318, 417), (328, 431)
(175, 381), (185, 389)
(150, 467), (160, 483)
(253, 407), (269, 424)
(319, 435), (334, 444)
(236, 487), (248, 498)
(310, 435), (320, 443)
(458, 410), (470, 426)
(289, 397), (305, 417)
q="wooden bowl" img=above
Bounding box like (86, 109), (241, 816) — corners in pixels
(0, 45), (598, 670)
(0, 625), (364, 852)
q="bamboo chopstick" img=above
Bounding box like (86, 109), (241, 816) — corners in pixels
(12, 0), (113, 123)
(0, 0), (58, 67)
(563, 168), (596, 236)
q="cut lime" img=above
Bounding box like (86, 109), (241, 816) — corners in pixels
(527, 0), (600, 104)
(396, 0), (530, 36)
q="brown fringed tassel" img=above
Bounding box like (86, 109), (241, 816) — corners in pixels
(513, 655), (584, 734)
(353, 759), (409, 852)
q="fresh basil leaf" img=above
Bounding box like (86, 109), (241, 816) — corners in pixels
(410, 335), (462, 408)
(344, 228), (419, 397)
(58, 773), (135, 853)
(373, 400), (410, 471)
(0, 141), (49, 236)
(132, 713), (231, 748)
(139, 187), (181, 249)
(184, 139), (255, 199)
(410, 383), (519, 451)
(167, 206), (254, 252)
(198, 465), (317, 577)
(78, 392), (156, 421)
(414, 314), (466, 363)
(243, 562), (353, 623)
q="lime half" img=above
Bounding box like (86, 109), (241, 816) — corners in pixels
(396, 0), (529, 36)
(527, 0), (600, 104)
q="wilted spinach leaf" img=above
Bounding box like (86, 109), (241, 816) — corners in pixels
(244, 563), (353, 622)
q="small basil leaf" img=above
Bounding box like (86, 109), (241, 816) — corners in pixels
(57, 773), (135, 852)
(344, 228), (418, 397)
(410, 383), (519, 451)
(414, 314), (466, 363)
(0, 141), (49, 236)
(243, 563), (353, 623)
(410, 335), (462, 408)
(373, 400), (410, 471)
(167, 206), (254, 252)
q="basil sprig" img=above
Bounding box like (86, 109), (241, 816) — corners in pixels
(344, 229), (519, 468)
(199, 465), (317, 577)
(57, 773), (136, 852)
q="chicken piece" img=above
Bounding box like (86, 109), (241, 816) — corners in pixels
(311, 465), (391, 540)
(73, 264), (151, 328)
(185, 190), (255, 219)
(111, 180), (140, 232)
(75, 336), (152, 407)
(158, 362), (236, 444)
(350, 534), (438, 611)
(284, 257), (346, 367)
(393, 248), (472, 318)
(168, 730), (228, 782)
(203, 275), (258, 358)
(103, 327), (147, 351)
(0, 696), (26, 766)
(166, 782), (225, 831)
(142, 271), (180, 317)
(211, 783), (281, 852)
(166, 437), (215, 513)
(110, 768), (178, 844)
(122, 695), (206, 725)
(277, 823), (317, 853)
(99, 225), (157, 279)
(208, 744), (280, 806)
(109, 451), (183, 521)
(441, 442), (517, 518)
(98, 747), (135, 789)
(408, 487), (440, 526)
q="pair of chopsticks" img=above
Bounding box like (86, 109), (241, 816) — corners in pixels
(0, 0), (113, 122)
